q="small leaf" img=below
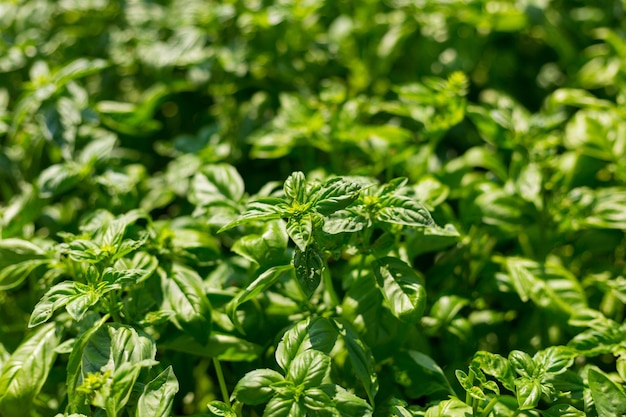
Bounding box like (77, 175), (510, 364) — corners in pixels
(293, 246), (324, 297)
(319, 384), (373, 416)
(509, 350), (536, 378)
(541, 404), (585, 417)
(372, 257), (427, 323)
(29, 281), (81, 327)
(286, 214), (313, 252)
(394, 350), (456, 398)
(135, 366), (179, 417)
(231, 220), (288, 266)
(233, 369), (285, 405)
(284, 171), (307, 204)
(207, 401), (237, 416)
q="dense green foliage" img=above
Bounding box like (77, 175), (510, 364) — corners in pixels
(1, 0), (626, 416)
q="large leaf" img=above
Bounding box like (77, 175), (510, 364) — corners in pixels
(191, 164), (245, 206)
(226, 265), (293, 333)
(393, 350), (456, 398)
(0, 239), (48, 290)
(372, 257), (427, 323)
(135, 366), (179, 417)
(275, 316), (338, 373)
(587, 367), (626, 417)
(313, 177), (361, 215)
(233, 369), (285, 405)
(376, 195), (434, 227)
(287, 350), (331, 388)
(0, 323), (62, 415)
(166, 264), (212, 344)
(332, 318), (379, 406)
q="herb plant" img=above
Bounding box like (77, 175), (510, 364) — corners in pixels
(1, 1), (626, 416)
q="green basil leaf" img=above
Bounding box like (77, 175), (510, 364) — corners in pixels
(424, 397), (473, 417)
(319, 384), (373, 417)
(303, 387), (333, 411)
(37, 162), (84, 198)
(372, 257), (426, 323)
(29, 281), (80, 327)
(218, 198), (286, 232)
(534, 346), (576, 376)
(159, 332), (263, 362)
(166, 264), (212, 345)
(394, 350), (455, 398)
(231, 220), (288, 266)
(376, 195), (434, 227)
(206, 400), (237, 416)
(514, 376), (542, 410)
(227, 264), (293, 333)
(135, 366), (179, 417)
(322, 210), (367, 234)
(191, 164), (245, 205)
(283, 171), (307, 203)
(0, 323), (62, 415)
(541, 404), (585, 417)
(313, 177), (361, 215)
(332, 318), (378, 406)
(263, 394), (304, 417)
(293, 246), (323, 297)
(105, 361), (143, 417)
(233, 369), (285, 405)
(0, 239), (48, 290)
(287, 350), (330, 388)
(66, 316), (108, 413)
(472, 351), (516, 392)
(587, 367), (626, 416)
(508, 350), (536, 378)
(286, 214), (313, 252)
(275, 317), (338, 373)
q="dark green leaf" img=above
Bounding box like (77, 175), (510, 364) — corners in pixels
(393, 350), (456, 398)
(322, 210), (367, 234)
(332, 318), (378, 405)
(293, 246), (324, 297)
(227, 265), (293, 333)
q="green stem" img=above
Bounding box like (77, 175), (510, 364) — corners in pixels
(480, 397), (499, 417)
(213, 357), (231, 406)
(322, 263), (340, 308)
(465, 371), (475, 406)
